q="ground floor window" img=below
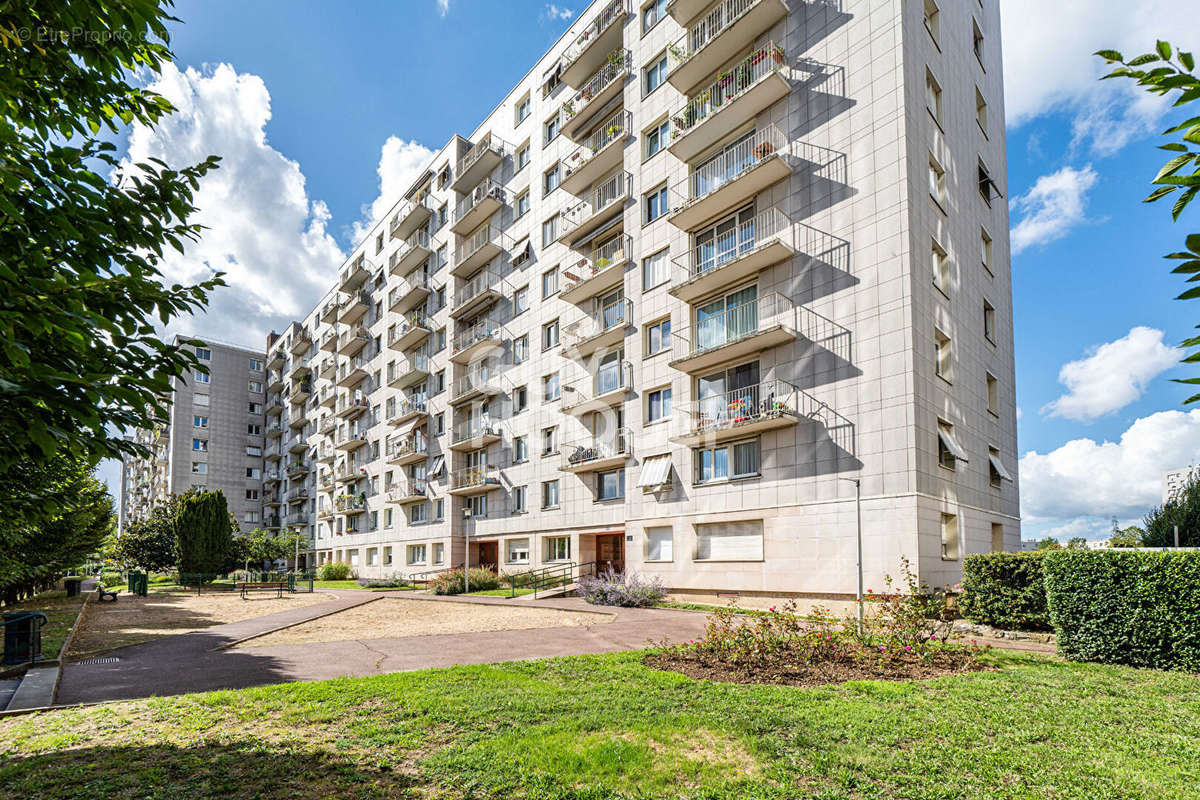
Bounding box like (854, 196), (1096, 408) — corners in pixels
(407, 544), (427, 565)
(545, 536), (570, 561)
(348, 549), (359, 567)
(383, 546), (392, 565)
(693, 439), (759, 484)
(694, 520), (763, 561)
(645, 526), (673, 562)
(596, 469), (624, 501)
(941, 513), (959, 560)
(366, 547), (377, 566)
(506, 538), (530, 564)
(433, 542), (444, 564)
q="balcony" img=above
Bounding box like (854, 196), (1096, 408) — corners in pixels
(452, 224), (509, 278)
(389, 228), (432, 277)
(388, 396), (428, 428)
(450, 319), (504, 365)
(669, 207), (794, 302)
(337, 357), (369, 389)
(287, 436), (308, 454)
(266, 370), (285, 393)
(450, 268), (505, 319)
(335, 463), (365, 483)
(316, 506), (333, 520)
(449, 419), (502, 452)
(318, 330), (336, 353)
(387, 351), (431, 390)
(318, 386), (337, 409)
(337, 259), (370, 295)
(562, 110), (630, 196)
(670, 378), (806, 446)
(668, 126), (791, 230)
(391, 195), (433, 241)
(561, 233), (631, 303)
(316, 444), (336, 464)
(560, 431), (630, 473)
(335, 494), (366, 515)
(562, 297), (631, 359)
(264, 449), (282, 463)
(388, 314), (432, 351)
(452, 132), (508, 193)
(559, 171), (629, 246)
(386, 480), (428, 504)
(447, 465), (502, 496)
(667, 0), (788, 92)
(265, 393), (283, 414)
(337, 325), (370, 357)
(288, 360), (311, 382)
(451, 179), (506, 235)
(340, 290), (371, 326)
(266, 421), (284, 438)
(388, 272), (431, 315)
(317, 358), (337, 382)
(336, 430), (369, 452)
(668, 42), (790, 163)
(561, 361), (631, 415)
(263, 495), (282, 508)
(386, 433), (428, 466)
(561, 50), (631, 141)
(561, 0), (628, 86)
(288, 381), (312, 404)
(288, 332), (313, 355)
(320, 299), (339, 325)
(669, 291), (797, 374)
(286, 487), (309, 504)
(266, 349), (286, 370)
(450, 366), (504, 406)
(336, 394), (369, 419)
(286, 460), (309, 478)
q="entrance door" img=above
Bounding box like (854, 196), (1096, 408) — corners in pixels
(596, 534), (625, 574)
(477, 541), (498, 572)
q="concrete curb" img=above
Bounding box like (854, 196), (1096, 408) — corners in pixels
(211, 594), (383, 650)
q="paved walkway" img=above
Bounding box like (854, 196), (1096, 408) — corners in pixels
(55, 590), (708, 706)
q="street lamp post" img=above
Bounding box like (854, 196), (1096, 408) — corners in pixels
(840, 477), (864, 634)
(463, 507), (472, 594)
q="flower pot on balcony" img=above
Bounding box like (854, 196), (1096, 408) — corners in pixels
(752, 142), (777, 160)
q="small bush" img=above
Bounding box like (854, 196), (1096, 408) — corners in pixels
(1043, 549), (1200, 671)
(959, 551), (1050, 631)
(577, 571), (666, 607)
(316, 562), (353, 581)
(429, 568), (501, 595)
(99, 571), (123, 588)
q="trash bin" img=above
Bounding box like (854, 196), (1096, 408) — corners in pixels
(128, 571), (140, 594)
(135, 573), (148, 597)
(64, 577), (83, 598)
(2, 612), (47, 665)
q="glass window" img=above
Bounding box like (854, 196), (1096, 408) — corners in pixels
(984, 301), (996, 342)
(514, 334), (529, 363)
(929, 157), (946, 207)
(514, 436), (529, 462)
(194, 371), (210, 384)
(516, 95), (531, 123)
(193, 415), (208, 428)
(249, 380), (263, 393)
(192, 438), (207, 452)
(514, 286), (529, 314)
(516, 190), (530, 218)
(925, 70), (942, 124)
(516, 144), (530, 170)
(647, 387), (672, 423)
(542, 267), (559, 298)
(544, 114), (560, 144)
(192, 462), (207, 474)
(642, 0), (667, 32)
(597, 469), (624, 501)
(544, 164), (560, 195)
(543, 373), (560, 401)
(546, 536), (571, 561)
(645, 318), (671, 355)
(542, 215), (559, 247)
(513, 485), (527, 512)
(249, 359), (263, 371)
(514, 385), (528, 412)
(433, 542), (445, 564)
(195, 348), (212, 360)
(643, 53), (668, 94)
(542, 426), (557, 455)
(644, 185), (668, 223)
(506, 538), (530, 564)
(410, 503), (428, 524)
(935, 328), (952, 380)
(407, 543), (427, 564)
(694, 439), (758, 483)
(644, 118), (670, 159)
(941, 513), (959, 560)
(542, 479), (560, 508)
(642, 249), (669, 290)
(542, 320), (559, 350)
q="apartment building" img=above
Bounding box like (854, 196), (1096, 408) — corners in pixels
(120, 337), (269, 531)
(264, 0), (1019, 598)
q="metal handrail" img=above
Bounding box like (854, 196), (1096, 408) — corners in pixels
(451, 418), (502, 445)
(672, 291), (795, 359)
(455, 223), (509, 266)
(562, 359), (631, 405)
(562, 170), (628, 231)
(674, 125), (787, 207)
(562, 49), (631, 123)
(453, 179), (507, 226)
(668, 0), (767, 67)
(561, 0), (626, 69)
(451, 318), (504, 355)
(563, 429), (630, 466)
(562, 297), (631, 345)
(452, 268), (505, 310)
(672, 206), (792, 282)
(682, 378), (802, 434)
(670, 42), (787, 137)
(562, 233), (630, 295)
(456, 132), (508, 179)
(450, 464), (500, 490)
(563, 110), (630, 182)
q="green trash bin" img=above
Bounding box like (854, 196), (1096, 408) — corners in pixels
(64, 577), (83, 598)
(137, 573), (149, 597)
(128, 571), (140, 594)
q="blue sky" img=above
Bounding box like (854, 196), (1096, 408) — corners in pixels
(102, 0), (1200, 541)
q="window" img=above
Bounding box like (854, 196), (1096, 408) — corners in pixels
(642, 248), (669, 290)
(546, 536), (571, 561)
(644, 118), (670, 159)
(941, 513), (959, 560)
(542, 373), (560, 401)
(514, 334), (530, 363)
(931, 239), (949, 291)
(542, 426), (558, 455)
(516, 94), (531, 124)
(468, 494), (487, 517)
(247, 423), (262, 435)
(925, 70), (942, 125)
(249, 402), (262, 414)
(435, 370), (445, 393)
(542, 214), (559, 247)
(244, 511), (260, 524)
(644, 184), (668, 223)
(434, 498), (444, 521)
(975, 87), (988, 134)
(384, 546), (393, 565)
(937, 419), (968, 470)
(542, 479), (560, 508)
(192, 462), (207, 475)
(245, 489), (260, 501)
(194, 394), (210, 407)
(433, 542), (445, 564)
(928, 156), (946, 208)
(978, 160), (998, 205)
(366, 547), (378, 566)
(647, 386), (672, 423)
(923, 0), (939, 44)
(986, 372), (999, 416)
(435, 412), (445, 435)
(246, 446), (262, 457)
(991, 523), (1004, 553)
(645, 317), (671, 355)
(195, 347), (212, 360)
(981, 228), (993, 274)
(515, 190), (530, 218)
(506, 538), (530, 564)
(192, 438), (208, 452)
(194, 370), (210, 384)
(407, 544), (427, 565)
(193, 415), (208, 428)
(934, 328), (952, 381)
(246, 467), (261, 479)
(249, 380), (263, 393)
(544, 113), (561, 144)
(643, 52), (668, 94)
(514, 385), (528, 412)
(645, 527), (673, 561)
(972, 19), (984, 66)
(249, 359), (263, 371)
(597, 469), (624, 501)
(544, 163), (561, 195)
(515, 435), (529, 462)
(695, 439), (759, 483)
(384, 508), (393, 528)
(983, 300), (996, 343)
(514, 285), (529, 314)
(436, 327), (447, 351)
(513, 485), (527, 513)
(542, 319), (559, 350)
(410, 503), (428, 524)
(512, 240), (532, 268)
(642, 0), (667, 32)
(516, 143), (530, 171)
(695, 520), (764, 561)
(542, 267), (559, 298)
(989, 447), (1014, 487)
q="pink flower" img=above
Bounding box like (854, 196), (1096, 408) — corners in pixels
(904, 645), (912, 652)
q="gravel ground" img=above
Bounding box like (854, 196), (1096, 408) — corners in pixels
(237, 597), (613, 647)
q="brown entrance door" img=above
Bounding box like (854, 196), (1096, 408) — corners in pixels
(477, 541), (498, 572)
(596, 534), (624, 574)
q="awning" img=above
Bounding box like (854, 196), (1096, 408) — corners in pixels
(397, 417), (423, 437)
(637, 454), (672, 490)
(938, 427), (969, 462)
(988, 452), (1014, 481)
(429, 455), (445, 476)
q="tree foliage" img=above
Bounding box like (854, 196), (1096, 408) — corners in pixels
(1110, 525), (1147, 548)
(235, 528), (303, 568)
(1143, 477), (1200, 547)
(0, 0), (224, 493)
(106, 496), (180, 572)
(1098, 43), (1200, 400)
(174, 489), (236, 575)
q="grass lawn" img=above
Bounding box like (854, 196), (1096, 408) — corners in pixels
(312, 580), (366, 590)
(466, 587), (536, 597)
(2, 649), (1199, 799)
(2, 589), (85, 660)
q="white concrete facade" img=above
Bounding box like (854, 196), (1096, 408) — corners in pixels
(262, 0), (1018, 596)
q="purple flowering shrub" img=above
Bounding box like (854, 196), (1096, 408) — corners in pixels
(577, 570), (666, 607)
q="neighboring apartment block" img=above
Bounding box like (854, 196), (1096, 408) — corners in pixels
(120, 337), (268, 531)
(1163, 466), (1200, 505)
(259, 0), (1019, 599)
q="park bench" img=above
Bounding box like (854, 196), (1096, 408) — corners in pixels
(97, 585), (119, 602)
(238, 581), (285, 599)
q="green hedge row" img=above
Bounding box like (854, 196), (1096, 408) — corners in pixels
(959, 552), (1050, 631)
(1043, 550), (1200, 671)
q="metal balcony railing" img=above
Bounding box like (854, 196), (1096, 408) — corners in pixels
(390, 228), (432, 272)
(335, 494), (366, 512)
(672, 206), (791, 283)
(389, 273), (430, 308)
(562, 233), (630, 296)
(341, 290), (370, 312)
(668, 0), (770, 68)
(388, 314), (431, 347)
(560, 171), (629, 236)
(561, 0), (627, 71)
(670, 42), (787, 137)
(451, 465), (499, 491)
(388, 352), (431, 385)
(563, 430), (630, 467)
(453, 179), (507, 227)
(454, 224), (509, 268)
(453, 268), (504, 310)
(387, 480), (428, 502)
(337, 395), (369, 416)
(386, 433), (428, 461)
(672, 291), (795, 359)
(673, 125), (787, 208)
(563, 297), (630, 347)
(337, 429), (369, 448)
(563, 360), (631, 405)
(451, 319), (503, 355)
(683, 378), (804, 434)
(452, 418), (501, 445)
(339, 325), (370, 350)
(283, 513), (310, 526)
(563, 110), (630, 183)
(456, 132), (508, 181)
(562, 50), (631, 124)
(451, 365), (502, 400)
(391, 195), (433, 235)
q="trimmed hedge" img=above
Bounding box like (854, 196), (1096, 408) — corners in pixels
(959, 552), (1050, 631)
(1043, 550), (1200, 671)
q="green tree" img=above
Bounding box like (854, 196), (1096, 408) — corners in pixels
(0, 0), (223, 494)
(1143, 477), (1200, 547)
(1067, 537), (1090, 550)
(1036, 537), (1063, 551)
(174, 489), (235, 576)
(236, 529), (303, 568)
(1110, 525), (1147, 548)
(107, 497), (180, 572)
(1097, 43), (1200, 399)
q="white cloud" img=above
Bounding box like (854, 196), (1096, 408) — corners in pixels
(121, 62), (344, 344)
(350, 136), (435, 243)
(1042, 327), (1181, 421)
(1020, 409), (1200, 530)
(1010, 165), (1098, 254)
(544, 4), (574, 21)
(437, 0), (449, 17)
(1001, 0), (1200, 155)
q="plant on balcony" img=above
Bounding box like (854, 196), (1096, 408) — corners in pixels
(668, 44), (686, 63)
(717, 71), (734, 89)
(753, 141), (777, 160)
(771, 45), (786, 64)
(606, 49), (625, 69)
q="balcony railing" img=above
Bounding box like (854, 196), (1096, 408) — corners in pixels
(338, 325), (370, 353)
(564, 430), (629, 468)
(334, 494), (367, 513)
(562, 360), (631, 408)
(388, 314), (431, 349)
(560, 170), (629, 240)
(561, 233), (630, 298)
(672, 291), (794, 360)
(455, 132), (508, 187)
(451, 319), (504, 356)
(563, 109), (630, 186)
(389, 273), (430, 311)
(386, 434), (428, 462)
(671, 42), (785, 139)
(283, 513), (309, 527)
(667, 0), (785, 86)
(387, 480), (428, 502)
(451, 465), (500, 492)
(388, 352), (430, 386)
(391, 195), (433, 237)
(562, 49), (631, 126)
(451, 366), (501, 401)
(452, 268), (504, 311)
(453, 224), (509, 275)
(453, 179), (507, 227)
(672, 206), (791, 284)
(683, 378), (803, 435)
(673, 125), (787, 208)
(452, 418), (501, 446)
(561, 0), (628, 77)
(562, 297), (630, 350)
(336, 395), (369, 416)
